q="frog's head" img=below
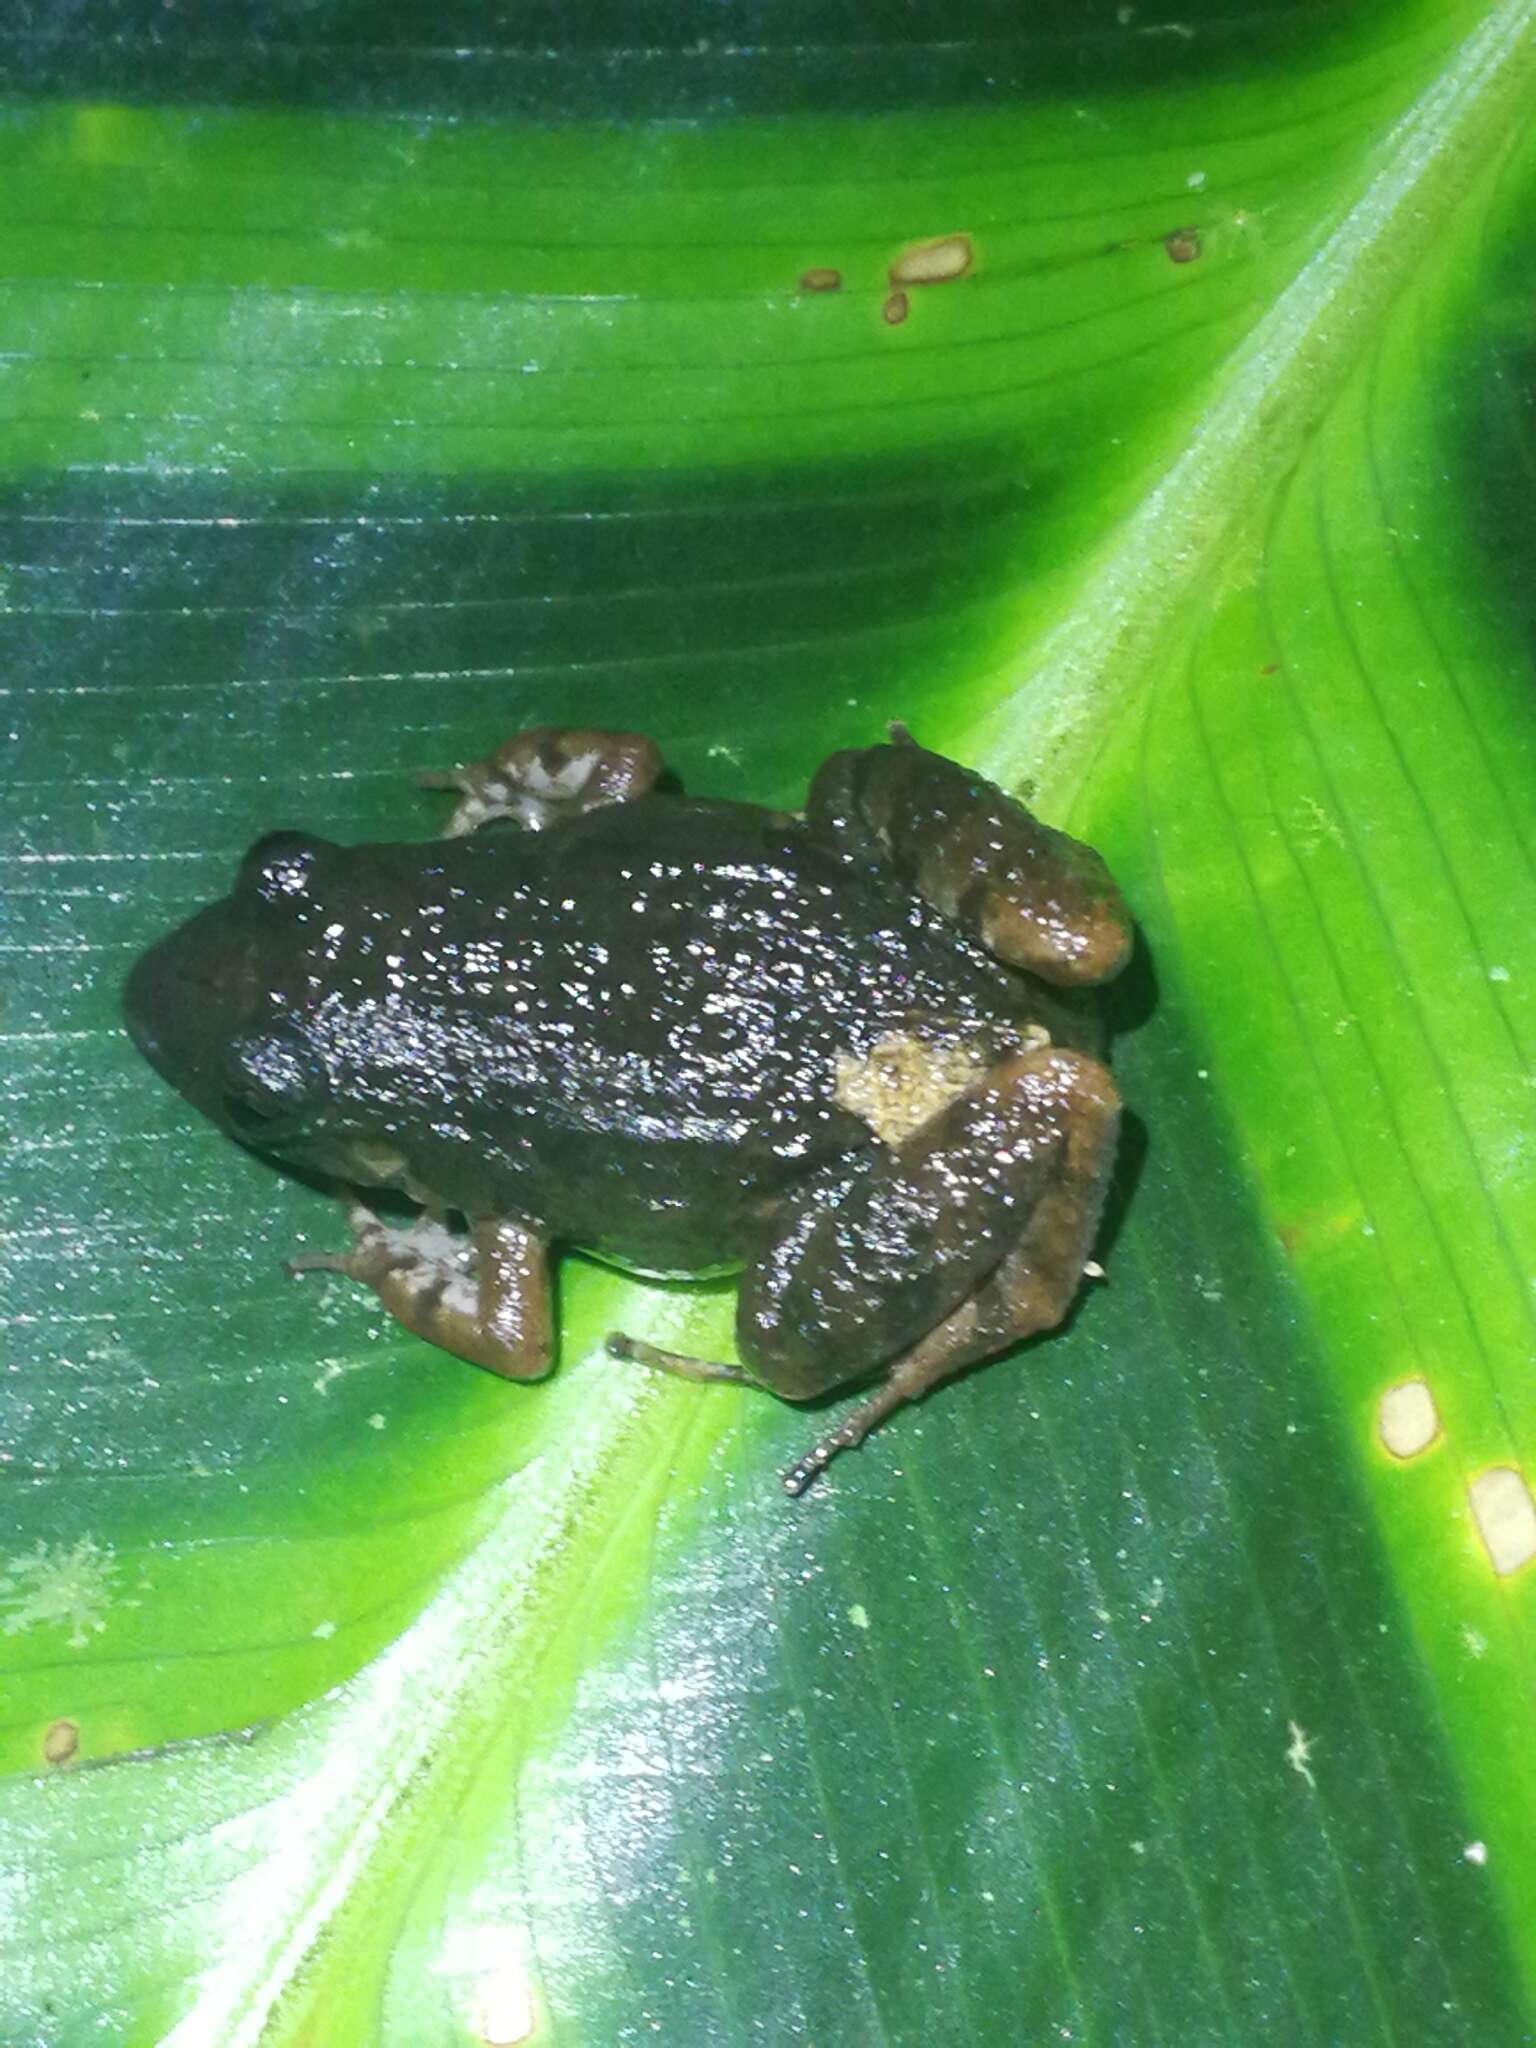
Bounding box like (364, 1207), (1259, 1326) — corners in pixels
(122, 831), (339, 1159)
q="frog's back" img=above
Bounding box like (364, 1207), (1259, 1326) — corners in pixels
(436, 792), (1025, 1086)
(321, 797), (1041, 1265)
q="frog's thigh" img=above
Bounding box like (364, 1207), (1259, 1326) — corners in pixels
(419, 727), (664, 837)
(759, 1048), (1121, 1492)
(291, 1206), (553, 1380)
(805, 736), (1132, 986)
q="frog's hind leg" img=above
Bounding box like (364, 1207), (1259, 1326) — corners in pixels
(290, 1205), (554, 1380)
(419, 727), (664, 837)
(756, 1046), (1121, 1495)
(805, 732), (1133, 987)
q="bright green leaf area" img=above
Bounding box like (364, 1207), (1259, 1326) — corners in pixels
(5, 0), (1536, 2040)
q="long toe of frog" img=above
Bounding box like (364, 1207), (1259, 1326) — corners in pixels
(605, 1332), (757, 1386)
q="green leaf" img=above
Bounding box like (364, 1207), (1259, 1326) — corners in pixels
(5, 3), (1536, 2040)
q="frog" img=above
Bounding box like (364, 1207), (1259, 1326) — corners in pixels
(122, 725), (1132, 1493)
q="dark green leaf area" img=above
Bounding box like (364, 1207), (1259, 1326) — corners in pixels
(498, 1009), (1520, 2046)
(8, 456), (1042, 853)
(4, 0), (1380, 121)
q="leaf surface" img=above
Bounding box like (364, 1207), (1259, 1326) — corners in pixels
(4, 4), (1536, 2041)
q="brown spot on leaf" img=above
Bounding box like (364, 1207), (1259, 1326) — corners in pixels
(1165, 228), (1202, 264)
(882, 290), (910, 326)
(799, 266), (842, 293)
(890, 233), (974, 287)
(43, 1718), (79, 1766)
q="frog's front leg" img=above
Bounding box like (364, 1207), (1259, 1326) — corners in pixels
(807, 733), (1133, 986)
(419, 727), (663, 837)
(290, 1205), (553, 1379)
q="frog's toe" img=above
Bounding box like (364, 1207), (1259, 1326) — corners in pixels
(290, 1204), (554, 1382)
(606, 1330), (757, 1387)
(286, 1201), (388, 1280)
(420, 728), (664, 837)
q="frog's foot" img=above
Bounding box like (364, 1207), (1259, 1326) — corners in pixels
(736, 1046), (1121, 1495)
(419, 727), (664, 837)
(289, 1203), (553, 1380)
(805, 735), (1133, 987)
(605, 1331), (757, 1386)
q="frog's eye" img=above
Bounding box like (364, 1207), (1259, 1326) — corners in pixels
(238, 831), (331, 904)
(221, 1031), (326, 1142)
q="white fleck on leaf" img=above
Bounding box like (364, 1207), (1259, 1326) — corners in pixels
(0, 1538), (116, 1649)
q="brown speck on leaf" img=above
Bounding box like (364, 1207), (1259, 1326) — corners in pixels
(890, 233), (974, 287)
(43, 1718), (79, 1766)
(1260, 662), (1281, 675)
(882, 289), (910, 326)
(799, 266), (842, 293)
(1165, 228), (1202, 264)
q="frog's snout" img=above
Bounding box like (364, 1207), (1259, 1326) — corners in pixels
(122, 904), (262, 1108)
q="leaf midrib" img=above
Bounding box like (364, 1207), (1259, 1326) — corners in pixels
(972, 0), (1536, 817)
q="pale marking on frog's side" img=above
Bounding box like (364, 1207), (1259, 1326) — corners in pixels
(833, 1024), (1051, 1148)
(312, 1619), (337, 1640)
(1464, 1840), (1490, 1866)
(1377, 1377), (1441, 1460)
(889, 232), (974, 287)
(1462, 1624), (1487, 1658)
(847, 1603), (870, 1630)
(833, 1030), (987, 1146)
(1468, 1467), (1536, 1576)
(0, 1537), (116, 1649)
(1284, 1719), (1316, 1789)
